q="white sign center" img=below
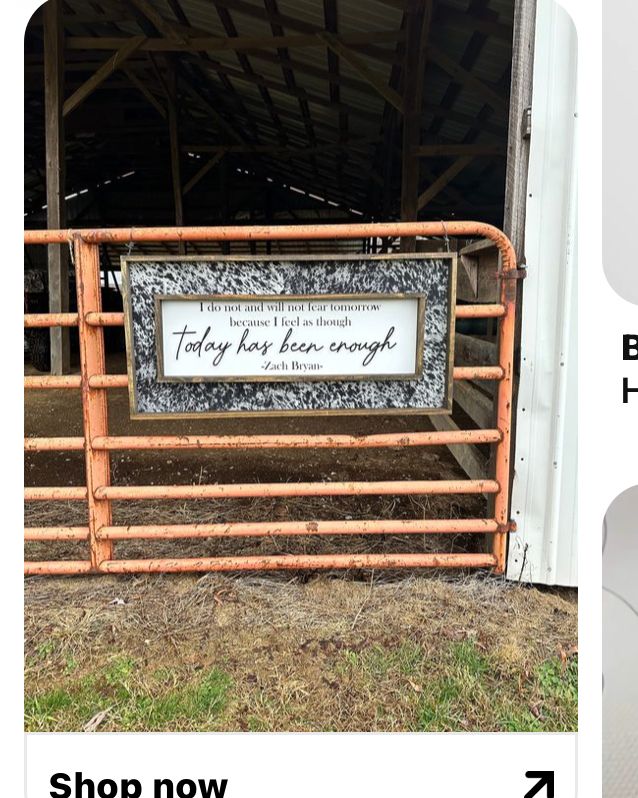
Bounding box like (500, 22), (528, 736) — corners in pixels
(157, 294), (424, 382)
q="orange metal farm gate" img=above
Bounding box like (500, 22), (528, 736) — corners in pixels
(24, 222), (518, 577)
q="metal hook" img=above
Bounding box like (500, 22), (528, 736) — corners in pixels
(441, 220), (450, 253)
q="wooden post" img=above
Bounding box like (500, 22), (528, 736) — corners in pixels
(166, 61), (185, 253)
(489, 0), (536, 562)
(44, 0), (70, 374)
(400, 0), (431, 252)
(503, 0), (536, 258)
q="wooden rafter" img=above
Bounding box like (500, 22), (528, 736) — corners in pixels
(413, 144), (504, 157)
(400, 0), (431, 250)
(263, 0), (318, 164)
(66, 30), (404, 52)
(62, 35), (145, 116)
(204, 0), (402, 65)
(211, 2), (286, 144)
(428, 46), (508, 114)
(123, 67), (166, 117)
(317, 32), (404, 113)
(417, 156), (474, 210)
(183, 150), (227, 195)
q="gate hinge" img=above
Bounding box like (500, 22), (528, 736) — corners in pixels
(497, 521), (517, 534)
(498, 267), (527, 281)
(522, 106), (532, 139)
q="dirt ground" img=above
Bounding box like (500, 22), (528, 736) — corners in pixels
(24, 353), (578, 732)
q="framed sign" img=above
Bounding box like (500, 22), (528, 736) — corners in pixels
(155, 293), (426, 383)
(121, 253), (456, 418)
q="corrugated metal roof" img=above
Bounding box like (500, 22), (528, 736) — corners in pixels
(25, 0), (515, 227)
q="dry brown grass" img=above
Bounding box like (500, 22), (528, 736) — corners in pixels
(25, 572), (577, 732)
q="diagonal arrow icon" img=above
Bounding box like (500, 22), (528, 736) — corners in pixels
(525, 771), (555, 798)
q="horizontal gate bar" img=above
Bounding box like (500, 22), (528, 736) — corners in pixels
(24, 560), (93, 576)
(24, 437), (85, 451)
(24, 222), (517, 250)
(25, 487), (88, 501)
(24, 375), (82, 389)
(454, 366), (503, 380)
(25, 527), (89, 541)
(97, 518), (500, 540)
(24, 304), (507, 329)
(25, 367), (503, 392)
(95, 479), (499, 500)
(84, 312), (125, 326)
(455, 304), (505, 318)
(91, 429), (502, 451)
(24, 313), (78, 327)
(98, 552), (498, 573)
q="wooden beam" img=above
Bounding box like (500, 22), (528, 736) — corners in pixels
(503, 0), (536, 260)
(413, 144), (505, 157)
(317, 32), (404, 113)
(417, 156), (474, 210)
(166, 64), (184, 250)
(428, 45), (509, 114)
(262, 0), (318, 169)
(435, 3), (514, 43)
(179, 79), (245, 144)
(183, 150), (226, 195)
(44, 0), (70, 374)
(455, 333), (497, 366)
(66, 30), (404, 52)
(208, 0), (403, 65)
(63, 36), (146, 116)
(400, 0), (432, 251)
(211, 2), (284, 144)
(123, 67), (166, 118)
(128, 0), (189, 43)
(422, 102), (505, 139)
(181, 137), (378, 156)
(453, 381), (494, 430)
(429, 415), (487, 480)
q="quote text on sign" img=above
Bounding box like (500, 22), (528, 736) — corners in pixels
(157, 295), (424, 381)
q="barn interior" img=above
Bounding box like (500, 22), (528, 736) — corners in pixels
(24, 0), (521, 566)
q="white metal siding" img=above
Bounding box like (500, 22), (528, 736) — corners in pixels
(506, 0), (578, 586)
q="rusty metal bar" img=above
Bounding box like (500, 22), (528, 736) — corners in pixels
(84, 311), (125, 326)
(24, 221), (517, 247)
(98, 518), (500, 540)
(99, 552), (498, 574)
(26, 368), (500, 392)
(95, 479), (499, 501)
(24, 437), (85, 451)
(455, 304), (505, 319)
(24, 560), (93, 576)
(23, 305), (506, 330)
(88, 374), (128, 389)
(24, 375), (81, 389)
(25, 527), (89, 541)
(74, 238), (113, 569)
(91, 429), (501, 451)
(24, 487), (88, 500)
(454, 366), (503, 380)
(493, 265), (516, 574)
(24, 312), (78, 327)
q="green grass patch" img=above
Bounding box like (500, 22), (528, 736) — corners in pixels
(25, 655), (231, 732)
(337, 638), (577, 733)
